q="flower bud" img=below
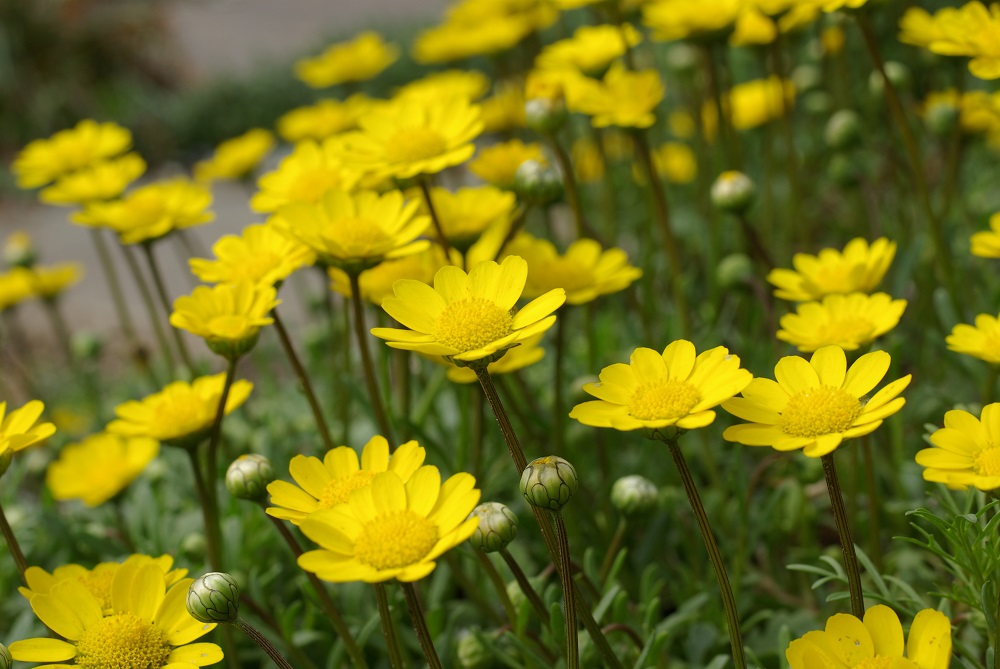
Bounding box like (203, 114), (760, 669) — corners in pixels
(925, 102), (960, 138)
(70, 331), (103, 361)
(525, 97), (568, 135)
(868, 61), (911, 98)
(824, 110), (862, 150)
(470, 502), (518, 552)
(520, 456), (578, 511)
(0, 641), (11, 669)
(186, 572), (241, 623)
(711, 171), (755, 214)
(3, 232), (36, 269)
(790, 64), (822, 93)
(180, 532), (207, 559)
(513, 160), (563, 206)
(665, 44), (698, 74)
(457, 628), (492, 668)
(716, 253), (752, 289)
(226, 454), (275, 502)
(610, 475), (659, 516)
(0, 449), (12, 479)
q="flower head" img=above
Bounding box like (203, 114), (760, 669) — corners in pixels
(10, 557), (221, 669)
(372, 256), (566, 366)
(297, 466), (480, 582)
(777, 292), (907, 352)
(574, 63), (664, 128)
(470, 502), (518, 552)
(0, 400), (55, 459)
(570, 340), (752, 438)
(47, 433), (159, 507)
(28, 263), (83, 300)
(899, 2), (1000, 80)
(786, 605), (951, 669)
(267, 435), (426, 525)
(40, 153), (146, 206)
(767, 238), (897, 302)
(277, 97), (363, 143)
(947, 311), (1000, 363)
(723, 346), (910, 458)
(13, 120), (132, 190)
(643, 0), (744, 42)
(250, 139), (361, 213)
(918, 404), (1000, 491)
(413, 17), (534, 64)
(443, 333), (546, 384)
(469, 140), (546, 190)
(194, 129), (275, 183)
(481, 83), (526, 133)
(186, 573), (240, 623)
(107, 373), (252, 448)
(295, 31), (400, 88)
(170, 282), (279, 358)
(189, 223), (315, 288)
(395, 70), (490, 103)
(535, 24), (642, 76)
(419, 185), (516, 252)
(702, 76), (794, 139)
(971, 212), (1000, 257)
(0, 268), (37, 312)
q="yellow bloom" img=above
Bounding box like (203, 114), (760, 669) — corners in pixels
(469, 140), (546, 190)
(729, 8), (777, 47)
(574, 63), (664, 129)
(767, 237), (897, 302)
(395, 70), (490, 103)
(946, 312), (1000, 363)
(643, 0), (745, 42)
(817, 0), (868, 11)
(46, 433), (159, 507)
(107, 373), (253, 448)
(276, 98), (363, 143)
(419, 185), (516, 252)
(569, 340), (752, 435)
(923, 89), (1000, 139)
(294, 31), (400, 88)
(334, 98), (483, 180)
(723, 346), (910, 458)
(413, 17), (533, 64)
(632, 142), (697, 184)
(971, 212), (1000, 257)
(250, 139), (361, 214)
(267, 435), (425, 525)
(0, 268), (37, 311)
(72, 178), (213, 245)
(899, 1), (1000, 80)
(298, 466), (480, 582)
(9, 558), (221, 669)
(0, 400), (56, 456)
(571, 138), (605, 184)
(918, 404), (1000, 491)
(194, 129), (275, 183)
(443, 333), (546, 383)
(28, 263), (83, 300)
(39, 153), (146, 207)
(777, 292), (907, 352)
(703, 76), (795, 139)
(503, 234), (642, 304)
(786, 605), (951, 669)
(329, 246), (448, 307)
(170, 281), (279, 358)
(275, 189), (430, 272)
(373, 256), (566, 365)
(13, 120), (132, 190)
(535, 24), (642, 76)
(480, 83), (527, 133)
(189, 223), (315, 287)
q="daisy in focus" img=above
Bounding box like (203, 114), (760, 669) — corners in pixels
(46, 433), (159, 507)
(170, 281), (280, 359)
(188, 223), (315, 288)
(776, 292), (907, 352)
(723, 345), (910, 458)
(767, 237), (897, 302)
(917, 404), (1000, 490)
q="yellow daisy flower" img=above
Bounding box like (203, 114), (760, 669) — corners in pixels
(650, 142), (697, 184)
(469, 140), (546, 190)
(767, 237), (897, 302)
(502, 233), (642, 304)
(372, 256), (566, 366)
(946, 312), (1000, 363)
(786, 605), (951, 669)
(702, 76), (795, 140)
(413, 17), (533, 64)
(643, 0), (744, 41)
(722, 346), (911, 458)
(729, 8), (777, 47)
(276, 98), (361, 143)
(28, 263), (83, 300)
(328, 246), (448, 307)
(918, 404), (1000, 491)
(535, 24), (643, 76)
(776, 292), (907, 353)
(971, 212), (1000, 257)
(72, 178), (213, 245)
(266, 435), (425, 525)
(574, 63), (664, 129)
(107, 373), (253, 448)
(0, 400), (56, 456)
(571, 138), (605, 184)
(9, 559), (221, 669)
(295, 31), (399, 88)
(418, 185), (516, 252)
(396, 69), (491, 103)
(275, 189), (430, 272)
(334, 97), (483, 180)
(569, 340), (752, 435)
(899, 1), (1000, 80)
(480, 83), (526, 134)
(169, 281), (279, 359)
(297, 466), (480, 583)
(46, 433), (159, 507)
(0, 268), (38, 311)
(13, 120), (132, 190)
(250, 139), (361, 213)
(444, 333), (545, 383)
(193, 129), (275, 183)
(189, 223), (315, 287)
(39, 153), (146, 207)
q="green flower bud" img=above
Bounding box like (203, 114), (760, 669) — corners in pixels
(0, 449), (12, 479)
(710, 171), (756, 214)
(825, 110), (862, 150)
(525, 97), (568, 135)
(610, 475), (660, 516)
(790, 64), (822, 93)
(665, 44), (698, 74)
(470, 502), (518, 553)
(3, 232), (36, 269)
(716, 253), (752, 289)
(513, 160), (563, 206)
(868, 61), (911, 98)
(520, 456), (578, 511)
(70, 331), (103, 362)
(225, 454), (275, 502)
(457, 628), (492, 668)
(925, 102), (960, 138)
(0, 641), (11, 669)
(186, 572), (241, 623)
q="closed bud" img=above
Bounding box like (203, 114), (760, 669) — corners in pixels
(226, 454), (275, 502)
(520, 456), (578, 511)
(186, 572), (241, 623)
(869, 61), (911, 98)
(513, 160), (563, 206)
(0, 642), (10, 669)
(711, 171), (755, 214)
(825, 110), (862, 150)
(610, 475), (660, 516)
(665, 44), (698, 74)
(791, 64), (823, 93)
(457, 628), (492, 668)
(716, 253), (753, 289)
(470, 502), (518, 552)
(525, 97), (568, 135)
(3, 232), (36, 269)
(70, 331), (103, 361)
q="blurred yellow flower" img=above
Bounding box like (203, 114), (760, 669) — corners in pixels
(329, 246), (448, 306)
(266, 435), (425, 525)
(443, 333), (546, 383)
(189, 223), (315, 287)
(767, 237), (896, 302)
(418, 185), (516, 252)
(72, 178), (213, 245)
(481, 82), (527, 133)
(396, 69), (490, 102)
(632, 142), (697, 184)
(946, 312), (1000, 363)
(536, 24), (642, 76)
(776, 292), (907, 352)
(575, 63), (664, 128)
(47, 433), (159, 507)
(277, 97), (364, 143)
(413, 17), (533, 64)
(899, 1), (1000, 80)
(39, 153), (146, 206)
(107, 373), (253, 448)
(729, 8), (777, 47)
(0, 400), (56, 456)
(703, 76), (795, 139)
(170, 281), (279, 358)
(13, 120), (132, 190)
(643, 0), (744, 42)
(251, 139), (361, 213)
(295, 31), (400, 88)
(972, 212), (1000, 257)
(571, 137), (605, 184)
(194, 128), (275, 183)
(469, 140), (546, 190)
(28, 263), (83, 300)
(0, 268), (37, 311)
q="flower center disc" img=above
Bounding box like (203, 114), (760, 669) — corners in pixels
(627, 380), (701, 421)
(385, 127), (447, 164)
(318, 471), (377, 509)
(332, 219), (391, 256)
(974, 447), (1000, 477)
(434, 297), (513, 353)
(779, 385), (862, 437)
(75, 612), (172, 669)
(354, 510), (439, 570)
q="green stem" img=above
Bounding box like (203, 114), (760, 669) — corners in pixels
(112, 497), (137, 552)
(0, 499), (27, 583)
(821, 453), (865, 618)
(553, 511), (579, 669)
(271, 309), (335, 452)
(374, 583), (406, 669)
(499, 548), (551, 625)
(419, 177), (453, 259)
(141, 242), (195, 374)
(666, 440), (746, 669)
(546, 135), (587, 239)
(599, 517), (627, 586)
(186, 447), (223, 572)
(121, 243), (176, 373)
(234, 617), (294, 669)
(985, 365), (999, 406)
(337, 291), (352, 443)
(494, 204), (533, 261)
(471, 389), (485, 475)
(203, 358), (238, 568)
(702, 43), (737, 170)
(554, 313), (566, 451)
(348, 273), (394, 442)
(401, 582), (444, 669)
(475, 367), (529, 472)
(475, 551), (519, 625)
(88, 229), (146, 374)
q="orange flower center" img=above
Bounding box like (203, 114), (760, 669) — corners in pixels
(973, 447), (1000, 477)
(434, 297), (513, 353)
(318, 471), (377, 509)
(385, 127), (446, 164)
(627, 380), (701, 421)
(75, 612), (172, 669)
(780, 386), (862, 438)
(354, 510), (439, 570)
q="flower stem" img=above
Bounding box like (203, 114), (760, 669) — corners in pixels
(186, 447), (224, 572)
(419, 177), (453, 260)
(546, 135), (587, 239)
(499, 548), (550, 626)
(821, 453), (865, 618)
(142, 243), (195, 374)
(475, 367), (529, 472)
(994, 580), (1000, 669)
(0, 500), (27, 583)
(234, 616), (295, 669)
(121, 243), (176, 374)
(348, 272), (394, 443)
(88, 229), (146, 374)
(474, 551), (519, 625)
(374, 583), (406, 669)
(553, 511), (579, 669)
(666, 440), (746, 669)
(401, 582), (444, 669)
(271, 308), (335, 452)
(554, 314), (566, 451)
(985, 365), (999, 406)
